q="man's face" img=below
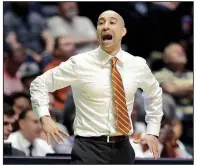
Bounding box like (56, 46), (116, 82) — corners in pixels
(4, 115), (15, 140)
(20, 111), (42, 141)
(13, 97), (31, 115)
(165, 44), (187, 65)
(97, 11), (126, 52)
(59, 2), (78, 19)
(57, 37), (75, 59)
(10, 46), (25, 66)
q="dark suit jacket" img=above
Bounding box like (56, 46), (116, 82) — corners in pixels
(12, 147), (25, 156)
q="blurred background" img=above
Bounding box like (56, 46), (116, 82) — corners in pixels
(3, 1), (193, 162)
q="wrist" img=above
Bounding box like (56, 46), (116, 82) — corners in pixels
(40, 115), (51, 124)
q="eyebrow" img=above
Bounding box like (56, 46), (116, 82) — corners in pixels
(98, 17), (118, 22)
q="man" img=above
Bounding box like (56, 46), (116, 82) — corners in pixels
(154, 43), (193, 119)
(4, 44), (25, 95)
(47, 2), (97, 54)
(8, 108), (55, 156)
(43, 36), (76, 110)
(11, 92), (31, 118)
(4, 2), (54, 61)
(30, 10), (163, 164)
(3, 103), (25, 156)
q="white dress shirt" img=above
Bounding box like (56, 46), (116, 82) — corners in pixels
(30, 47), (163, 137)
(7, 131), (55, 156)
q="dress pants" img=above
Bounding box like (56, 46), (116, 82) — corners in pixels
(71, 136), (135, 164)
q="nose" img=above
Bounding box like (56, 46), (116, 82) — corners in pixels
(103, 22), (110, 31)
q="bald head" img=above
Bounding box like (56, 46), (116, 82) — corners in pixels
(98, 10), (125, 28)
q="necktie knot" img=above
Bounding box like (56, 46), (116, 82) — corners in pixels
(111, 57), (118, 67)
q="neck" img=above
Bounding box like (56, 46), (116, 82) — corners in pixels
(102, 46), (121, 56)
(55, 52), (69, 61)
(60, 13), (73, 22)
(168, 64), (185, 74)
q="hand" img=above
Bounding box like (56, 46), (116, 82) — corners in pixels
(40, 116), (69, 145)
(133, 133), (160, 159)
(25, 49), (42, 63)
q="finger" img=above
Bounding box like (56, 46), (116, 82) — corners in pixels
(152, 144), (159, 160)
(149, 146), (153, 153)
(51, 133), (61, 144)
(47, 133), (51, 145)
(157, 146), (160, 158)
(55, 131), (65, 143)
(58, 129), (69, 136)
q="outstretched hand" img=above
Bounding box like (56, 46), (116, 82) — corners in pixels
(40, 116), (69, 145)
(133, 133), (160, 159)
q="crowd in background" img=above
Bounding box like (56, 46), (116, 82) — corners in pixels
(3, 2), (193, 159)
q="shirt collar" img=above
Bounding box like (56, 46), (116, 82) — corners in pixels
(97, 46), (124, 65)
(18, 131), (33, 149)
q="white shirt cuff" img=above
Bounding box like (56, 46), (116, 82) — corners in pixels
(32, 105), (51, 120)
(146, 123), (161, 137)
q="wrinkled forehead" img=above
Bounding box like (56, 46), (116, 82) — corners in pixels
(4, 115), (15, 122)
(98, 10), (125, 26)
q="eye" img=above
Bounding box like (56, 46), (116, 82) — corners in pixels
(98, 21), (104, 25)
(110, 21), (116, 25)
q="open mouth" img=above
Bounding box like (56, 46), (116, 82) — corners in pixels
(102, 34), (113, 42)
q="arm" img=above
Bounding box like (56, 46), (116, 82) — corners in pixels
(139, 60), (163, 137)
(134, 59), (163, 159)
(68, 36), (97, 46)
(41, 30), (54, 54)
(161, 82), (193, 98)
(37, 14), (54, 54)
(30, 57), (79, 119)
(30, 57), (79, 143)
(4, 13), (19, 47)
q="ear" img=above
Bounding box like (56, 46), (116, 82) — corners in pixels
(121, 28), (127, 37)
(19, 119), (25, 130)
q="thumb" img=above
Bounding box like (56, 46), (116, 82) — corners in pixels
(133, 139), (141, 144)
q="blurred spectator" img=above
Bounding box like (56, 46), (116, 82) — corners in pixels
(11, 92), (31, 118)
(43, 36), (75, 110)
(154, 43), (193, 119)
(19, 62), (41, 94)
(159, 120), (192, 158)
(4, 2), (54, 62)
(40, 94), (74, 154)
(47, 2), (97, 54)
(8, 108), (55, 156)
(171, 120), (192, 158)
(129, 102), (147, 158)
(4, 103), (25, 156)
(4, 44), (25, 95)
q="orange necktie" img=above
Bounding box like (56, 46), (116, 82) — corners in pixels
(111, 57), (132, 135)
